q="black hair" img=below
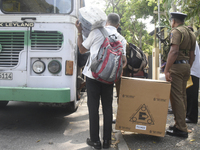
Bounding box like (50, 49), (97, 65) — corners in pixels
(172, 18), (184, 24)
(107, 13), (120, 26)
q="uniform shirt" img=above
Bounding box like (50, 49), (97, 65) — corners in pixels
(170, 25), (196, 60)
(191, 41), (200, 78)
(82, 26), (127, 79)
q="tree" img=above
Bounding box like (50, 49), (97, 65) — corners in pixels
(181, 0), (200, 38)
(162, 0), (200, 41)
(104, 0), (155, 55)
(103, 0), (200, 55)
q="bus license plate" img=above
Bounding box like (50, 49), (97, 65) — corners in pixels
(0, 72), (13, 80)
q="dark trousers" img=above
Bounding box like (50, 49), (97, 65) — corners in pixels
(186, 75), (199, 123)
(86, 77), (113, 142)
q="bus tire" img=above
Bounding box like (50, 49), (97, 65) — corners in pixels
(0, 101), (9, 108)
(66, 102), (78, 113)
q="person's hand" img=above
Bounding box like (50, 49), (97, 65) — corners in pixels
(164, 71), (172, 82)
(120, 69), (123, 77)
(75, 20), (82, 33)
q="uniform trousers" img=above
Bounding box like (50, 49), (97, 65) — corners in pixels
(86, 77), (113, 142)
(170, 63), (190, 132)
(186, 75), (199, 123)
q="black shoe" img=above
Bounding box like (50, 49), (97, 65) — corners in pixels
(168, 125), (175, 130)
(185, 118), (197, 124)
(86, 138), (101, 149)
(103, 140), (111, 149)
(112, 119), (116, 124)
(166, 127), (188, 138)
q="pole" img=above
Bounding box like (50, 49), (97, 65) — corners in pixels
(158, 0), (161, 50)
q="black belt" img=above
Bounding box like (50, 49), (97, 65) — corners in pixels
(174, 60), (189, 64)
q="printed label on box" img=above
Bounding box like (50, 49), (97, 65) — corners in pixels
(129, 104), (155, 125)
(136, 125), (146, 130)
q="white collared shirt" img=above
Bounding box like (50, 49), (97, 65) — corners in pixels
(191, 41), (200, 78)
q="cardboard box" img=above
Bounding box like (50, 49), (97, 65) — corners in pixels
(115, 77), (171, 137)
(78, 7), (107, 37)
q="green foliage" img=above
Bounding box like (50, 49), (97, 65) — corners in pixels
(161, 0), (200, 39)
(103, 0), (200, 55)
(104, 0), (156, 55)
(183, 0), (200, 38)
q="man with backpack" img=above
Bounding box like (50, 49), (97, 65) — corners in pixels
(75, 13), (127, 149)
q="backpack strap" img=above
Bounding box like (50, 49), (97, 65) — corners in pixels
(98, 27), (109, 38)
(99, 27), (124, 42)
(138, 58), (147, 71)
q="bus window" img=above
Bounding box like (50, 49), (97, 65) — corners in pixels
(57, 0), (72, 13)
(2, 0), (72, 14)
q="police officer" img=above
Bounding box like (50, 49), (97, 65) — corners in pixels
(164, 12), (196, 138)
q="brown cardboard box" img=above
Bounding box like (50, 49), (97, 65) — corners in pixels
(115, 77), (171, 137)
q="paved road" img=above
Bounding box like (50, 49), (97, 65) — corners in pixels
(1, 88), (199, 150)
(0, 93), (119, 150)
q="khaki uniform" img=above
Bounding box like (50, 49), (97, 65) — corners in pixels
(169, 25), (196, 132)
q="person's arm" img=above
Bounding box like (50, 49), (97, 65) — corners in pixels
(75, 20), (88, 54)
(161, 65), (165, 69)
(164, 44), (179, 82)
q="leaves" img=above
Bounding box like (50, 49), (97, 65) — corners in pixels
(104, 0), (200, 52)
(36, 140), (41, 143)
(105, 0), (155, 54)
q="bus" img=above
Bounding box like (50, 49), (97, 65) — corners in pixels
(0, 0), (85, 112)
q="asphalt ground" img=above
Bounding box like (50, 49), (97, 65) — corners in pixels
(0, 86), (198, 150)
(0, 92), (119, 150)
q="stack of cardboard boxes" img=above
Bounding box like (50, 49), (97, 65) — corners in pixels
(78, 7), (107, 37)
